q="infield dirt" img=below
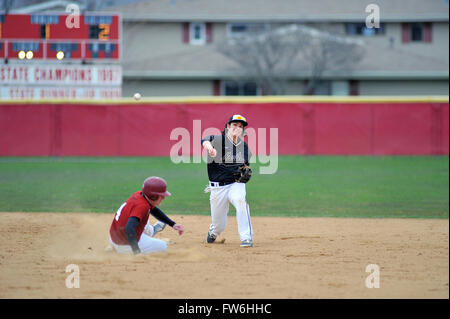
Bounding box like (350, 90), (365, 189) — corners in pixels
(0, 213), (448, 299)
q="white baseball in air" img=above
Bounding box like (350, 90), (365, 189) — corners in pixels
(133, 92), (142, 100)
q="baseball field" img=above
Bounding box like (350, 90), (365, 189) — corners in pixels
(0, 155), (448, 298)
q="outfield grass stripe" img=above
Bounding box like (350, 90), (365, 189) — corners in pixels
(0, 156), (448, 218)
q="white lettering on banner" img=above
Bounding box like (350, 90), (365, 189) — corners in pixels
(0, 87), (121, 99)
(0, 65), (122, 85)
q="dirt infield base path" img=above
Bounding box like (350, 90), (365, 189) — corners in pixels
(0, 213), (448, 299)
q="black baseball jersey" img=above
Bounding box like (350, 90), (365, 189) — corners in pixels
(201, 134), (252, 183)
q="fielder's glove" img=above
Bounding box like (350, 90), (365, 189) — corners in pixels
(234, 164), (252, 183)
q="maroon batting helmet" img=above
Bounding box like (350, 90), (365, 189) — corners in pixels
(142, 176), (171, 197)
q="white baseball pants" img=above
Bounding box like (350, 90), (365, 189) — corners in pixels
(207, 182), (253, 241)
(109, 224), (167, 254)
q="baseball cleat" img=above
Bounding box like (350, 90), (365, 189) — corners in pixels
(152, 221), (166, 235)
(206, 231), (217, 243)
(240, 240), (253, 247)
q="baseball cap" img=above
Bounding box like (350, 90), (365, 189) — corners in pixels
(227, 114), (248, 127)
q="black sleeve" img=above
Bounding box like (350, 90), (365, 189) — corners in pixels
(125, 216), (141, 254)
(150, 207), (176, 228)
(201, 135), (215, 146)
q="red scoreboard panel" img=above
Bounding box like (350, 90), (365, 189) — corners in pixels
(0, 13), (120, 61)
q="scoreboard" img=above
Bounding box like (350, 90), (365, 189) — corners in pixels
(0, 13), (121, 61)
(0, 13), (122, 99)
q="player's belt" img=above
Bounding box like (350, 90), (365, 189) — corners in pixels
(210, 181), (234, 187)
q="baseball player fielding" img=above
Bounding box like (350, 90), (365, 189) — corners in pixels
(201, 114), (254, 248)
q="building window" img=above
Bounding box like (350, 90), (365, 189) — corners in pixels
(349, 80), (359, 96)
(411, 22), (424, 41)
(183, 22), (212, 44)
(331, 81), (349, 96)
(345, 23), (385, 36)
(328, 80), (359, 96)
(402, 22), (432, 43)
(189, 22), (206, 45)
(227, 23), (270, 37)
(305, 80), (331, 95)
(222, 81), (259, 96)
(314, 81), (331, 95)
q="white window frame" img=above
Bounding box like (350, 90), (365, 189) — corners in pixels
(189, 22), (206, 45)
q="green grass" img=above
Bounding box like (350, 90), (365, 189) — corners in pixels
(0, 156), (448, 218)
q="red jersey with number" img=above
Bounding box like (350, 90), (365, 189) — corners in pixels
(109, 191), (154, 245)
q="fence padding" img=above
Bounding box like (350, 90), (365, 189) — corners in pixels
(0, 101), (448, 156)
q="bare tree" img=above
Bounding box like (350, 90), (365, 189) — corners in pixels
(297, 25), (365, 94)
(217, 24), (365, 95)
